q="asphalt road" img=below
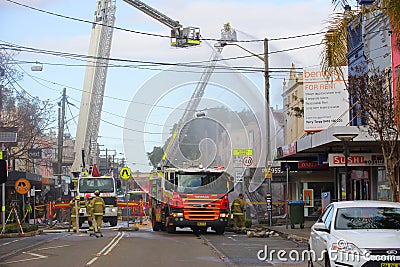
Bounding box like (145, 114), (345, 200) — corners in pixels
(0, 224), (308, 267)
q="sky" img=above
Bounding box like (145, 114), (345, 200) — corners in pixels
(0, 0), (335, 171)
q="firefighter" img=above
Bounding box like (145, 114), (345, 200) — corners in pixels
(231, 193), (246, 232)
(85, 194), (94, 232)
(138, 197), (144, 224)
(69, 195), (81, 232)
(90, 190), (105, 236)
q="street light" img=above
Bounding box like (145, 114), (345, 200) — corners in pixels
(221, 39), (271, 225)
(333, 133), (358, 201)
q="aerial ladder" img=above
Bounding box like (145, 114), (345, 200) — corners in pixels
(72, 0), (201, 177)
(161, 23), (237, 168)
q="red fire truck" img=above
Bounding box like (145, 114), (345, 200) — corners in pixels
(149, 166), (233, 234)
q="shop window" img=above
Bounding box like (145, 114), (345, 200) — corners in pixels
(377, 167), (391, 201)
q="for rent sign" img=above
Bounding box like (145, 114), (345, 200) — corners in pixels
(303, 67), (349, 132)
(328, 153), (384, 166)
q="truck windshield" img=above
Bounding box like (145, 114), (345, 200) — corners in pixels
(175, 172), (224, 193)
(78, 178), (114, 193)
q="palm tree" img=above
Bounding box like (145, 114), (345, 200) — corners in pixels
(321, 0), (400, 70)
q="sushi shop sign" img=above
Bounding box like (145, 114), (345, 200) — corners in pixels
(328, 153), (384, 167)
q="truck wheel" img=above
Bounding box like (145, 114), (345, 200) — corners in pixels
(214, 226), (225, 235)
(78, 218), (85, 228)
(109, 217), (118, 227)
(167, 225), (176, 234)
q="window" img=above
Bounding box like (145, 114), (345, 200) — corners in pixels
(335, 207), (400, 230)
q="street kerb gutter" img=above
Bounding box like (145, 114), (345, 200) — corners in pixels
(200, 235), (236, 267)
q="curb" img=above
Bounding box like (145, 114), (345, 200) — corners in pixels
(0, 229), (43, 238)
(264, 228), (309, 243)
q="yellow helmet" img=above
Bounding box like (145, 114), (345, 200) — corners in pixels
(94, 190), (100, 196)
(75, 195), (80, 200)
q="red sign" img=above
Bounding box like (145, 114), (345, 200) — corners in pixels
(242, 156), (253, 167)
(282, 142), (296, 157)
(329, 153), (384, 166)
(298, 161), (328, 170)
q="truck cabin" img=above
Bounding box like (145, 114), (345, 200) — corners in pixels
(78, 177), (115, 193)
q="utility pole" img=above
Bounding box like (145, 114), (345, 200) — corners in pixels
(57, 88), (66, 199)
(264, 38), (272, 227)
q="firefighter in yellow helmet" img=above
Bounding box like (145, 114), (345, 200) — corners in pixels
(231, 193), (246, 232)
(70, 195), (83, 232)
(90, 190), (105, 236)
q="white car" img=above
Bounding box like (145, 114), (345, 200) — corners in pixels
(308, 200), (400, 267)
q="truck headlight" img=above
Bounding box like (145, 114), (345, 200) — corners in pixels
(171, 212), (183, 217)
(111, 207), (117, 212)
(220, 213), (229, 218)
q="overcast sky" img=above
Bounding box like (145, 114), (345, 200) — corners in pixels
(1, 0), (335, 170)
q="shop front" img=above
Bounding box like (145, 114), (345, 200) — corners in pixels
(275, 126), (390, 209)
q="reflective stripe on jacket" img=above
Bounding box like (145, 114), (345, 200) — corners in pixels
(90, 196), (105, 216)
(231, 198), (245, 215)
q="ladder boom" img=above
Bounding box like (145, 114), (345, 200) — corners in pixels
(123, 0), (181, 29)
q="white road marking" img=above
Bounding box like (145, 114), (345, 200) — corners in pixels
(4, 252), (47, 264)
(35, 244), (71, 251)
(103, 232), (125, 255)
(86, 232), (125, 266)
(98, 232), (121, 255)
(0, 239), (19, 247)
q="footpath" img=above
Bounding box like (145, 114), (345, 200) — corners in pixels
(263, 220), (314, 243)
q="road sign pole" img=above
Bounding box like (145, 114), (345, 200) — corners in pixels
(126, 182), (129, 228)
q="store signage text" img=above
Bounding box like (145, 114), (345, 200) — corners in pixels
(328, 153), (384, 166)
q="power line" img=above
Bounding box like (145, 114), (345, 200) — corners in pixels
(1, 41), (315, 74)
(4, 0), (328, 43)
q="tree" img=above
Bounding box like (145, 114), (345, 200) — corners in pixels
(321, 0), (400, 71)
(0, 48), (55, 171)
(348, 66), (399, 201)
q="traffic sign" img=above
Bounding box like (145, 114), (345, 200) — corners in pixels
(264, 168), (272, 179)
(119, 167), (131, 180)
(15, 178), (31, 195)
(233, 149), (253, 156)
(242, 156), (253, 167)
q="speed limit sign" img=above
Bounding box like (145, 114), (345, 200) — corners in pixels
(242, 156), (253, 167)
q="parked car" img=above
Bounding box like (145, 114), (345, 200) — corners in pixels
(308, 200), (400, 267)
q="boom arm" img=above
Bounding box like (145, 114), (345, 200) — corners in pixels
(123, 0), (200, 47)
(161, 23), (237, 168)
(123, 0), (181, 29)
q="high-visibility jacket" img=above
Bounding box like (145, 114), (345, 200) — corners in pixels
(69, 199), (85, 218)
(90, 196), (105, 216)
(85, 200), (92, 216)
(231, 197), (246, 215)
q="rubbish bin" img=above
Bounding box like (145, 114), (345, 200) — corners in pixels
(288, 200), (304, 229)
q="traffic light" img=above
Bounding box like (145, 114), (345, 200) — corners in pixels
(0, 160), (7, 184)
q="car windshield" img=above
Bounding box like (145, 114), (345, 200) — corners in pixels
(335, 207), (400, 230)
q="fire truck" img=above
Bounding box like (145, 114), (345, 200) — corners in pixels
(76, 174), (119, 227)
(149, 166), (233, 234)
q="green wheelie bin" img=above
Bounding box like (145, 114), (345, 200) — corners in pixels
(288, 200), (304, 229)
